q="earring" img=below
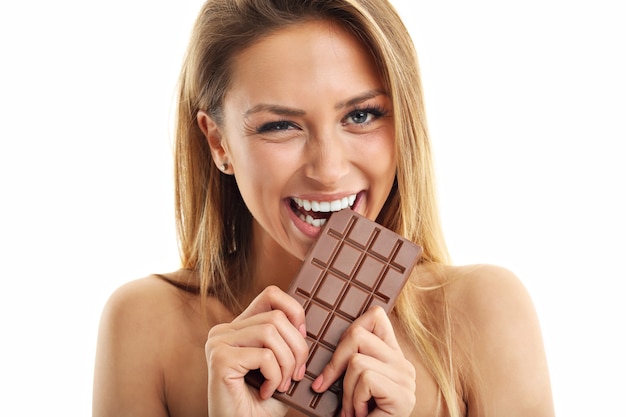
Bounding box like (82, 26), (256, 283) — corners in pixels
(220, 162), (228, 172)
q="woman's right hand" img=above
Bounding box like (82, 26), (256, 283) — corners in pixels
(205, 285), (309, 417)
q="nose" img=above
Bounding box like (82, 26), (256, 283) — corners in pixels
(303, 130), (350, 186)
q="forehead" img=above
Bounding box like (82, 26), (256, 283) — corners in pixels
(225, 20), (383, 107)
(238, 19), (366, 59)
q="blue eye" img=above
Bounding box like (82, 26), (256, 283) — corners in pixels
(344, 106), (387, 125)
(351, 110), (370, 124)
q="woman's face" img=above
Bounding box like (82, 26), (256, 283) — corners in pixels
(203, 20), (396, 260)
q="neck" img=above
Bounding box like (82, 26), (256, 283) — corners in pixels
(245, 220), (302, 304)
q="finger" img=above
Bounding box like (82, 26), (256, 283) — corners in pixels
(342, 353), (416, 417)
(351, 370), (386, 417)
(312, 324), (398, 392)
(352, 371), (415, 417)
(231, 285), (309, 381)
(230, 309), (306, 345)
(229, 310), (309, 380)
(217, 322), (306, 390)
(255, 348), (286, 399)
(236, 285), (307, 338)
(207, 345), (282, 400)
(341, 350), (415, 406)
(340, 353), (380, 417)
(343, 305), (400, 350)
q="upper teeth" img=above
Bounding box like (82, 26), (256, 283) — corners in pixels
(293, 194), (357, 213)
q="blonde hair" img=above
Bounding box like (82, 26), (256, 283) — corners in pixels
(174, 0), (463, 415)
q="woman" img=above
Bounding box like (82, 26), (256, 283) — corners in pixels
(93, 0), (554, 416)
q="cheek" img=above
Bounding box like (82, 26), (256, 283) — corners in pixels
(232, 144), (298, 191)
(361, 133), (397, 203)
(379, 130), (397, 174)
(359, 132), (396, 176)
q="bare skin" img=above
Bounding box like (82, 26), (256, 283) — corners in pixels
(92, 264), (554, 417)
(93, 19), (553, 417)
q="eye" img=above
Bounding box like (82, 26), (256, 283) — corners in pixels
(351, 110), (370, 124)
(343, 105), (388, 126)
(256, 120), (296, 133)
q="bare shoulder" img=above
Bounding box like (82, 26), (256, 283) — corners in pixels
(93, 271), (232, 417)
(97, 270), (232, 337)
(93, 274), (187, 416)
(100, 274), (185, 326)
(445, 264), (533, 315)
(443, 264), (555, 417)
(96, 274), (198, 352)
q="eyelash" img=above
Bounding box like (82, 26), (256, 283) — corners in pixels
(255, 105), (389, 134)
(256, 120), (294, 133)
(343, 105), (388, 126)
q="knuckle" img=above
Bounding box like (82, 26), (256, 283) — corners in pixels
(259, 322), (278, 339)
(267, 309), (286, 323)
(345, 323), (365, 339)
(343, 324), (357, 339)
(259, 348), (275, 363)
(207, 322), (227, 338)
(348, 352), (365, 369)
(360, 368), (377, 385)
(206, 345), (229, 367)
(264, 285), (282, 298)
(369, 304), (386, 316)
(367, 304), (389, 323)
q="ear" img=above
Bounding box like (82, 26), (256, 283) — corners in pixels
(197, 111), (230, 171)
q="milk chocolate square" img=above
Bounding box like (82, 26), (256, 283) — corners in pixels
(246, 209), (422, 417)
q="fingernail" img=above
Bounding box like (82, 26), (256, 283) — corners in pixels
(311, 374), (323, 391)
(297, 363), (306, 380)
(298, 323), (307, 338)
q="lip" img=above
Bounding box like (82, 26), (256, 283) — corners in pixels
(284, 191), (364, 239)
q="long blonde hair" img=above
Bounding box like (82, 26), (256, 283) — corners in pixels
(174, 0), (462, 414)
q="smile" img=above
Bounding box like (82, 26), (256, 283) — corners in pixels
(290, 194), (357, 227)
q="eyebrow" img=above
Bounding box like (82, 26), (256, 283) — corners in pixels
(335, 89), (388, 110)
(243, 89), (388, 118)
(244, 104), (305, 118)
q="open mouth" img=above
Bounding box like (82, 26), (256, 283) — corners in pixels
(289, 193), (358, 227)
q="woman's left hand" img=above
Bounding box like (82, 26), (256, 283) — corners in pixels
(311, 305), (416, 417)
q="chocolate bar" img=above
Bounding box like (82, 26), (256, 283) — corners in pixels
(246, 209), (422, 417)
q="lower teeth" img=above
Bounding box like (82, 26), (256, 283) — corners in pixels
(299, 214), (327, 228)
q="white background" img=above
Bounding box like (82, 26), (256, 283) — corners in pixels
(0, 0), (624, 415)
